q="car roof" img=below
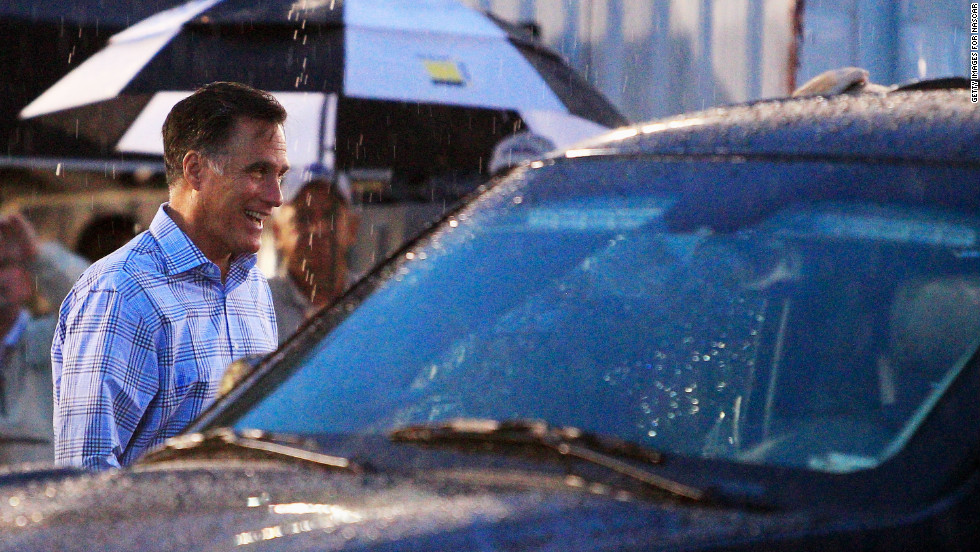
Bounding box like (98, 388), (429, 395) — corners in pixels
(566, 89), (979, 165)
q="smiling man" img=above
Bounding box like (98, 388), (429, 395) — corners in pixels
(52, 82), (288, 470)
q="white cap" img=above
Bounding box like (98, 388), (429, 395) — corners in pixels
(487, 132), (556, 176)
(282, 163), (353, 204)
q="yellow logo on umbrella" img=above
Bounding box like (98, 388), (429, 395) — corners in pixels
(423, 59), (466, 86)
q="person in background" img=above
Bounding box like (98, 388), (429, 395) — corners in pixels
(1, 212), (89, 312)
(52, 82), (288, 470)
(0, 254), (52, 465)
(0, 213), (86, 464)
(487, 131), (556, 177)
(270, 165), (360, 341)
(74, 213), (142, 263)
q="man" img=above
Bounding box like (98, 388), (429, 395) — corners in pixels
(52, 82), (288, 469)
(0, 252), (57, 464)
(0, 213), (86, 465)
(270, 166), (359, 341)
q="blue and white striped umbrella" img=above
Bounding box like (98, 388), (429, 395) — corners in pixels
(19, 0), (625, 194)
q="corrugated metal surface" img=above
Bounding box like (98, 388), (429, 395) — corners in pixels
(462, 0), (971, 123)
(798, 0), (971, 87)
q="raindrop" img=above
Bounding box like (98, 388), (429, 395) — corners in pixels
(647, 430), (657, 437)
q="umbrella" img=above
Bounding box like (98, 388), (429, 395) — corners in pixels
(16, 0), (626, 199)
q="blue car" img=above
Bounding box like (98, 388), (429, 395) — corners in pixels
(2, 82), (978, 551)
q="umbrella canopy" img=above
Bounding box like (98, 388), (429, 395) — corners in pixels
(17, 0), (625, 198)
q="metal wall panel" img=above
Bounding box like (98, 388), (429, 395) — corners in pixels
(462, 0), (969, 123)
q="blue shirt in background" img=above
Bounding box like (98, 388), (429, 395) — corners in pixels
(52, 204), (278, 470)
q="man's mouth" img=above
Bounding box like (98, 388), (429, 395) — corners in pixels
(244, 209), (267, 228)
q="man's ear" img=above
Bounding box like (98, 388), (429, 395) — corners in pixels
(182, 150), (206, 191)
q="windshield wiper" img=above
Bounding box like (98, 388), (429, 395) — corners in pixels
(138, 427), (368, 474)
(390, 418), (719, 505)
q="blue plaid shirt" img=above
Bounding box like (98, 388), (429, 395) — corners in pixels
(52, 204), (278, 470)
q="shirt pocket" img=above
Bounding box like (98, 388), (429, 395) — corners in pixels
(168, 311), (229, 396)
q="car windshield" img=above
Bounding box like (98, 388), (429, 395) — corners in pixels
(230, 157), (980, 474)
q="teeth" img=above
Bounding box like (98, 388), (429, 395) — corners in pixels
(245, 210), (265, 226)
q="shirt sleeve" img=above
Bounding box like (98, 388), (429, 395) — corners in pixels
(53, 286), (159, 470)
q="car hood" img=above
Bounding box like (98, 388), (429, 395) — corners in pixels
(0, 455), (873, 552)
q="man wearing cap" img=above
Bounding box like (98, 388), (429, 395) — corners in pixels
(270, 165), (360, 341)
(0, 213), (87, 465)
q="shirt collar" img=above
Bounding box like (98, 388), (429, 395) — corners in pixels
(149, 203), (258, 279)
(226, 253), (258, 288)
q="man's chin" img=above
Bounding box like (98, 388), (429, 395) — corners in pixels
(233, 240), (262, 258)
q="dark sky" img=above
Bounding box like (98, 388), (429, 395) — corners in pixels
(0, 1), (187, 26)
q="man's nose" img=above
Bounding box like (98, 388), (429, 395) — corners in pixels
(264, 176), (284, 208)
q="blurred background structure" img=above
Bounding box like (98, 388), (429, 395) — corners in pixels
(458, 0), (971, 121)
(2, 1), (970, 138)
